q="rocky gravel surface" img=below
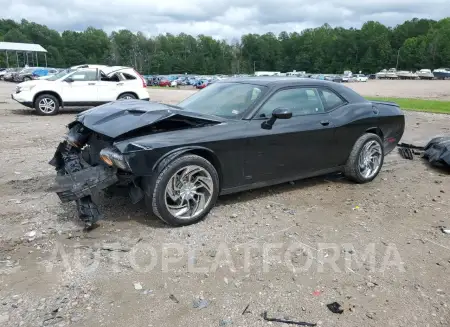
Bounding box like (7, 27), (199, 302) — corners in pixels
(0, 81), (449, 327)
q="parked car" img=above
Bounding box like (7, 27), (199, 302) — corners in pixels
(13, 67), (41, 82)
(325, 75), (343, 83)
(3, 68), (21, 81)
(354, 74), (368, 82)
(49, 77), (405, 228)
(11, 66), (149, 115)
(159, 79), (171, 87)
(196, 80), (208, 89)
(0, 68), (9, 80)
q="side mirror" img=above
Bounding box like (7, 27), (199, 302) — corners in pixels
(261, 107), (292, 130)
(65, 77), (74, 83)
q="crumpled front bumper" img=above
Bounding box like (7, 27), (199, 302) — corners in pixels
(49, 140), (119, 227)
(49, 141), (119, 201)
(50, 164), (119, 202)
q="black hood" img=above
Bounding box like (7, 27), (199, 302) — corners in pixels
(75, 100), (225, 139)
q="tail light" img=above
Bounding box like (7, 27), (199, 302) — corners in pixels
(134, 69), (147, 88)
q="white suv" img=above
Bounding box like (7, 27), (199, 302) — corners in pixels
(11, 66), (149, 115)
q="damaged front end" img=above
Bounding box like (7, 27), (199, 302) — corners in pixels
(49, 123), (119, 228)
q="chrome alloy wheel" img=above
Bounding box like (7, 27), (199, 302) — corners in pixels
(123, 95), (134, 99)
(38, 98), (56, 113)
(358, 140), (382, 179)
(164, 165), (214, 219)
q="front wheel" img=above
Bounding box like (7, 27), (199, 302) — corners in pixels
(34, 94), (60, 115)
(344, 133), (384, 183)
(145, 154), (220, 226)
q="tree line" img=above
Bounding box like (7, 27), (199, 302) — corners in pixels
(0, 17), (449, 74)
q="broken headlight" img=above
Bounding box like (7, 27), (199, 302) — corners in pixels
(99, 147), (130, 171)
(66, 123), (91, 148)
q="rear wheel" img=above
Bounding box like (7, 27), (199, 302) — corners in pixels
(23, 76), (31, 81)
(118, 93), (137, 100)
(344, 133), (384, 183)
(144, 154), (220, 226)
(34, 94), (60, 115)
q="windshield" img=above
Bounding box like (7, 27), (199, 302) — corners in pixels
(47, 69), (76, 81)
(177, 82), (266, 119)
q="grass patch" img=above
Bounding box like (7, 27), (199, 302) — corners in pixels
(365, 97), (450, 114)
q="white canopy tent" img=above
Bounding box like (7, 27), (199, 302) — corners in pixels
(0, 42), (48, 68)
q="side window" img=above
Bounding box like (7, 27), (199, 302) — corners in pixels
(70, 70), (98, 81)
(122, 73), (137, 80)
(319, 89), (345, 111)
(256, 87), (325, 118)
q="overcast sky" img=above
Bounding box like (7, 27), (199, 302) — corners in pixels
(1, 0), (450, 40)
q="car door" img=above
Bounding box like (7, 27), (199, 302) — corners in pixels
(96, 70), (123, 102)
(61, 69), (99, 104)
(243, 87), (338, 183)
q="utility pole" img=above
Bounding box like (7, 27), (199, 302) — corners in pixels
(253, 60), (256, 74)
(396, 49), (400, 70)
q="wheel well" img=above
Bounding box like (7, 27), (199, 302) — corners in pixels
(187, 149), (223, 189)
(366, 127), (384, 140)
(33, 91), (62, 107)
(117, 92), (138, 100)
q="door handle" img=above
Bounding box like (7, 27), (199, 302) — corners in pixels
(320, 120), (330, 126)
(88, 82), (96, 85)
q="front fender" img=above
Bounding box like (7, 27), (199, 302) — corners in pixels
(151, 146), (217, 171)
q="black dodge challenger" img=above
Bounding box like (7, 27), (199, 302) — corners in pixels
(49, 77), (405, 228)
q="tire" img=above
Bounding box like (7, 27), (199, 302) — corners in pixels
(344, 133), (384, 183)
(34, 94), (60, 115)
(23, 77), (31, 81)
(145, 154), (220, 226)
(118, 93), (137, 100)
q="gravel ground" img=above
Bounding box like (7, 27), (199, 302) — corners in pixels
(0, 80), (449, 327)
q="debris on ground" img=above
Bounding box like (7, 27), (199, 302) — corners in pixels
(327, 302), (344, 314)
(440, 226), (450, 234)
(262, 311), (317, 326)
(242, 303), (250, 315)
(169, 294), (179, 303)
(397, 143), (423, 160)
(133, 283), (143, 290)
(312, 290), (321, 296)
(219, 318), (233, 326)
(423, 136), (450, 169)
(397, 137), (450, 170)
(192, 298), (209, 309)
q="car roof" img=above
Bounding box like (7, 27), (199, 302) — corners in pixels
(218, 76), (341, 87)
(218, 76), (367, 103)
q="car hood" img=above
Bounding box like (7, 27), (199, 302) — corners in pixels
(75, 100), (226, 139)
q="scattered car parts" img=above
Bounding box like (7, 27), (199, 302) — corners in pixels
(262, 311), (317, 326)
(327, 302), (344, 314)
(397, 137), (450, 170)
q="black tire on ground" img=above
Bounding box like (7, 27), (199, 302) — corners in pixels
(144, 154), (220, 226)
(344, 133), (384, 183)
(117, 93), (137, 100)
(34, 94), (60, 116)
